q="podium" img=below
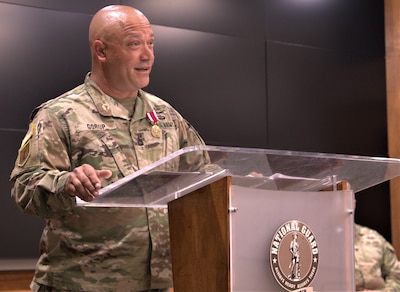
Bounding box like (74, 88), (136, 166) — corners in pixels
(77, 145), (400, 291)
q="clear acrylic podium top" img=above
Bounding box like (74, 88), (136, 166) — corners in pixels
(77, 145), (400, 208)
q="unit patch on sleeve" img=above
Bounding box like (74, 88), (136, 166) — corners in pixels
(18, 123), (35, 166)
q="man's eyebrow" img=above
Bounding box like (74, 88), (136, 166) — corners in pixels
(125, 32), (155, 39)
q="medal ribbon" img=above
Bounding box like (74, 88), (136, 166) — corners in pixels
(146, 110), (159, 124)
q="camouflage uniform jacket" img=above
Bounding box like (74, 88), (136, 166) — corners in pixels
(10, 73), (209, 291)
(355, 223), (400, 291)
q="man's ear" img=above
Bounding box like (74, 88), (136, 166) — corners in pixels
(93, 40), (107, 61)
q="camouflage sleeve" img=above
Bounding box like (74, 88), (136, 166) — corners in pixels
(179, 118), (206, 148)
(10, 107), (76, 218)
(382, 241), (400, 291)
(176, 118), (213, 172)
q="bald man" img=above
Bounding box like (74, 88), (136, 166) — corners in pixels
(11, 5), (208, 291)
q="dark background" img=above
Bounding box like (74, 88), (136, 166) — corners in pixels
(0, 0), (388, 260)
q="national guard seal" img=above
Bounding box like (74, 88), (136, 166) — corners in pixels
(269, 220), (319, 291)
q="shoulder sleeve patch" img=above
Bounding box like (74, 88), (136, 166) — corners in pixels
(18, 141), (31, 167)
(20, 123), (35, 148)
(18, 123), (35, 166)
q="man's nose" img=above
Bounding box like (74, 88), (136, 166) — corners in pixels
(140, 45), (154, 60)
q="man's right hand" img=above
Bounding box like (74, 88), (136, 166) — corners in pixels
(65, 164), (112, 202)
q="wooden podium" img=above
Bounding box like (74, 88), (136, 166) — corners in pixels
(168, 176), (231, 291)
(77, 145), (400, 291)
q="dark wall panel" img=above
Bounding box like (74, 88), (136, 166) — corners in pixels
(0, 3), (92, 129)
(265, 0), (384, 56)
(267, 42), (387, 156)
(0, 0), (115, 13)
(355, 183), (391, 244)
(122, 0), (265, 38)
(146, 26), (267, 148)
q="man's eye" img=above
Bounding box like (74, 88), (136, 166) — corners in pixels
(129, 41), (141, 47)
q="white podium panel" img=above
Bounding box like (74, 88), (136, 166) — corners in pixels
(231, 187), (354, 291)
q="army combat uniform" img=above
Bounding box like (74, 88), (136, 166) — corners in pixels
(10, 74), (209, 291)
(355, 223), (400, 291)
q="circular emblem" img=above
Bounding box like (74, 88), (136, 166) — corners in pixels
(269, 220), (319, 291)
(151, 124), (161, 138)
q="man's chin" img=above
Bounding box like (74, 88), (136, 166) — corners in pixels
(138, 80), (150, 89)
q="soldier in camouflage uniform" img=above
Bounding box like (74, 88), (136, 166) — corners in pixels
(355, 223), (400, 291)
(10, 5), (210, 292)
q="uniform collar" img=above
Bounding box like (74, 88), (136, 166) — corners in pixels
(84, 73), (154, 121)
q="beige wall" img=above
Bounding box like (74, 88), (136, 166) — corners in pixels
(386, 0), (400, 257)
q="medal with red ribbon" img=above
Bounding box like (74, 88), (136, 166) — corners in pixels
(146, 110), (161, 138)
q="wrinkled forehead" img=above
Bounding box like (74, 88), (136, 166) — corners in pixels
(122, 17), (153, 33)
(110, 12), (153, 38)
